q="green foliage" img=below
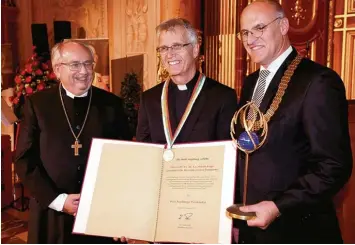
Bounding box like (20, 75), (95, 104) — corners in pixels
(120, 72), (141, 137)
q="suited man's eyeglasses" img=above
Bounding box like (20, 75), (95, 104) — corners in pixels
(237, 17), (282, 42)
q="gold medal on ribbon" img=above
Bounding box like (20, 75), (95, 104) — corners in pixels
(161, 73), (206, 162)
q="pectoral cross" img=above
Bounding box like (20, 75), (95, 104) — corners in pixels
(71, 140), (82, 156)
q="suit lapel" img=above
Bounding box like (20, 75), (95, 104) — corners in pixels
(242, 73), (259, 105)
(167, 84), (179, 134)
(259, 49), (298, 113)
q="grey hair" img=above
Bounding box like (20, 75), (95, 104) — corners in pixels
(156, 18), (198, 45)
(51, 39), (94, 67)
(252, 0), (285, 18)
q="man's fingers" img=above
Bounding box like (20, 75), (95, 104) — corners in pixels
(120, 236), (127, 243)
(71, 193), (81, 200)
(239, 204), (256, 213)
(113, 237), (119, 242)
(247, 218), (259, 227)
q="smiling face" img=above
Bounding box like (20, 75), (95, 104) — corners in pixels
(240, 1), (289, 67)
(158, 26), (200, 84)
(54, 42), (94, 95)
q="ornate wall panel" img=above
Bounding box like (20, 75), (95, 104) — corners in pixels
(108, 0), (202, 92)
(282, 0), (328, 65)
(15, 0), (108, 67)
(32, 0), (108, 41)
(333, 0), (355, 100)
(204, 0), (239, 91)
(16, 0), (33, 67)
(160, 0), (201, 29)
(108, 0), (156, 91)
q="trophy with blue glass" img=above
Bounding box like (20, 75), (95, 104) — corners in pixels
(226, 101), (268, 220)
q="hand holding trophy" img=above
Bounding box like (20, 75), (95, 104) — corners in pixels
(226, 101), (268, 220)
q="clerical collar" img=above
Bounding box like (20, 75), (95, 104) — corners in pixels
(170, 71), (200, 91)
(61, 83), (88, 99)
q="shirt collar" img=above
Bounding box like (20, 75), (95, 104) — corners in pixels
(260, 46), (293, 73)
(61, 83), (88, 99)
(169, 71), (200, 92)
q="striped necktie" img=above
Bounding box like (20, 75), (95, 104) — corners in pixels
(248, 69), (270, 119)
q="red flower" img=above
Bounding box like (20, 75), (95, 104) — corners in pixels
(37, 83), (45, 91)
(13, 97), (20, 105)
(25, 76), (32, 83)
(15, 75), (22, 84)
(32, 61), (39, 67)
(13, 49), (57, 111)
(26, 86), (33, 95)
(25, 64), (32, 73)
(48, 72), (57, 80)
(18, 84), (24, 91)
(42, 63), (49, 70)
(35, 69), (43, 76)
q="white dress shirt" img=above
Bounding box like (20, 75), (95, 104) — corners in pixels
(251, 46), (293, 98)
(48, 84), (88, 212)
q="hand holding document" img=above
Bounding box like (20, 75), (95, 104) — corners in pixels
(73, 139), (237, 244)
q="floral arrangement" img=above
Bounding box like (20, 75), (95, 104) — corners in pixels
(10, 46), (58, 115)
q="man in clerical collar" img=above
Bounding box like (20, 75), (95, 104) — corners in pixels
(118, 17), (238, 244)
(15, 40), (131, 244)
(135, 17), (238, 146)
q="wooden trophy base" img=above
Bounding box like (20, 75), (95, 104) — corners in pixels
(226, 204), (256, 220)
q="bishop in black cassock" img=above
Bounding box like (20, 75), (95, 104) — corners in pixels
(15, 83), (131, 243)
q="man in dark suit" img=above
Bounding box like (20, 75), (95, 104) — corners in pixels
(136, 18), (238, 145)
(233, 0), (353, 243)
(15, 40), (131, 243)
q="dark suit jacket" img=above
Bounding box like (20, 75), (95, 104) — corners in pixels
(15, 85), (131, 243)
(235, 49), (353, 243)
(136, 76), (238, 143)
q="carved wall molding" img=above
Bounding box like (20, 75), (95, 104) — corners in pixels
(349, 0), (355, 13)
(51, 0), (107, 38)
(126, 0), (148, 53)
(334, 18), (343, 28)
(327, 0), (335, 68)
(288, 0), (318, 33)
(344, 31), (355, 98)
(204, 0), (238, 90)
(291, 0), (306, 25)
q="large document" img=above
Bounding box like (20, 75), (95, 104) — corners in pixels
(73, 139), (237, 244)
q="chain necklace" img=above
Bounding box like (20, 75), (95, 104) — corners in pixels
(59, 83), (92, 156)
(245, 55), (303, 131)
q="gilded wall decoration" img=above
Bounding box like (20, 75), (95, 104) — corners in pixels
(126, 0), (148, 52)
(350, 0), (355, 13)
(291, 0), (306, 25)
(327, 0), (335, 68)
(287, 0), (318, 33)
(334, 18), (343, 28)
(51, 0), (107, 38)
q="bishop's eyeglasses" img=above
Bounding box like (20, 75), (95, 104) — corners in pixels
(60, 61), (95, 71)
(237, 17), (282, 42)
(156, 43), (191, 54)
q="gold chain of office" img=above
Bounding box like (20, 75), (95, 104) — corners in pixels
(246, 54), (303, 131)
